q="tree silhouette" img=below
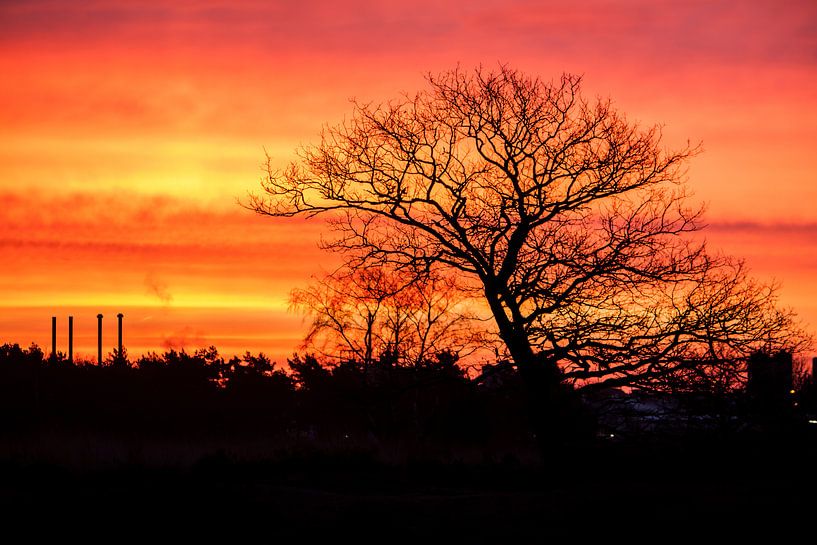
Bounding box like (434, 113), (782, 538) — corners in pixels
(251, 66), (808, 440)
(291, 264), (489, 367)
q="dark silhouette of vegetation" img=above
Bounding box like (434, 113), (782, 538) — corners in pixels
(3, 343), (816, 538)
(2, 341), (814, 453)
(0, 342), (541, 455)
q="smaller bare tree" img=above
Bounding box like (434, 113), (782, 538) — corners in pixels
(291, 265), (490, 367)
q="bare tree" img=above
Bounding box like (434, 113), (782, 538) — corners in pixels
(291, 265), (489, 368)
(251, 66), (809, 434)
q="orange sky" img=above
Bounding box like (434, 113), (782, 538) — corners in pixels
(1, 0), (816, 363)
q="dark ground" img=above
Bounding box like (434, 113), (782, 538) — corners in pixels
(2, 346), (814, 540)
(2, 433), (815, 541)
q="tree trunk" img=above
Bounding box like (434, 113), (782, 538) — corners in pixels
(485, 285), (588, 456)
(504, 329), (588, 457)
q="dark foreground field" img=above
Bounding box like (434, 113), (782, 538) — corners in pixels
(2, 434), (816, 541)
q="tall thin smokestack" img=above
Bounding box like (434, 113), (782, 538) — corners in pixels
(51, 316), (56, 360)
(68, 316), (73, 364)
(117, 313), (124, 362)
(97, 314), (103, 365)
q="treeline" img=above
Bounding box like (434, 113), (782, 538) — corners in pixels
(4, 342), (814, 457)
(0, 343), (538, 453)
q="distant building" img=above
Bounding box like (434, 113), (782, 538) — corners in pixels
(747, 351), (793, 413)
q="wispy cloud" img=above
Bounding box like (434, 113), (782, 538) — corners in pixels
(161, 326), (208, 351)
(144, 272), (173, 306)
(707, 221), (817, 238)
(2, 0), (815, 67)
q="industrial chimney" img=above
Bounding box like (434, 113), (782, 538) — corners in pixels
(51, 316), (56, 361)
(97, 314), (103, 365)
(68, 315), (73, 364)
(117, 313), (124, 362)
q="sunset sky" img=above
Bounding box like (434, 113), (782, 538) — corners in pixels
(2, 0), (815, 362)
